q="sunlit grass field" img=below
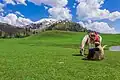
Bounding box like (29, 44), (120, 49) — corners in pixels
(0, 30), (120, 80)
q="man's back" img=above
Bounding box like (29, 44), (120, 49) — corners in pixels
(81, 34), (102, 49)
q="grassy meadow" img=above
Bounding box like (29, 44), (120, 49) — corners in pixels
(0, 30), (120, 80)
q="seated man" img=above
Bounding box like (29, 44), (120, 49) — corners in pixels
(80, 31), (102, 57)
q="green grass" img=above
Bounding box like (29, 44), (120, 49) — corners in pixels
(0, 30), (120, 80)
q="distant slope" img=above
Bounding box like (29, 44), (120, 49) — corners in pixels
(0, 19), (87, 33)
(0, 19), (87, 38)
(0, 22), (31, 38)
(47, 20), (87, 32)
(0, 22), (25, 33)
(25, 19), (87, 32)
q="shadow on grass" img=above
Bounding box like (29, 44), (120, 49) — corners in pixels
(72, 54), (82, 56)
(81, 58), (103, 61)
(72, 54), (88, 56)
(72, 54), (101, 61)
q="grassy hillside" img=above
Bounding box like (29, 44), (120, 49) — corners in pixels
(47, 21), (87, 32)
(0, 30), (120, 80)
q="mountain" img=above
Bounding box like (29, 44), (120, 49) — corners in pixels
(46, 20), (87, 32)
(24, 18), (58, 29)
(0, 18), (87, 38)
(34, 18), (57, 23)
(0, 22), (31, 38)
(0, 22), (24, 33)
(24, 19), (87, 32)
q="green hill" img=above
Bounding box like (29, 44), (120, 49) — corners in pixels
(0, 31), (120, 80)
(46, 21), (87, 32)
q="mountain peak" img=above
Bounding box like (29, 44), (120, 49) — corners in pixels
(34, 18), (57, 24)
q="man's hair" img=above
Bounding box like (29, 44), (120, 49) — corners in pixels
(87, 30), (99, 35)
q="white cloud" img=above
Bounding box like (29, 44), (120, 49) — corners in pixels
(76, 0), (120, 21)
(3, 0), (15, 5)
(15, 11), (24, 17)
(0, 0), (118, 34)
(86, 22), (116, 33)
(0, 3), (4, 12)
(78, 21), (117, 33)
(48, 7), (72, 20)
(16, 17), (33, 26)
(28, 0), (72, 20)
(44, 6), (49, 10)
(15, 0), (27, 5)
(0, 2), (29, 26)
(0, 13), (33, 26)
(78, 21), (85, 28)
(28, 0), (68, 7)
(109, 11), (120, 21)
(0, 13), (4, 16)
(3, 0), (27, 5)
(73, 2), (77, 8)
(73, 6), (76, 8)
(4, 13), (17, 25)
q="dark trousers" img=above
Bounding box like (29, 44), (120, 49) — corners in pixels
(87, 48), (95, 59)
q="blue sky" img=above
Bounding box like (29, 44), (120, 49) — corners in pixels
(0, 0), (120, 33)
(4, 0), (120, 20)
(3, 0), (76, 21)
(101, 0), (120, 12)
(3, 2), (49, 21)
(3, 0), (120, 21)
